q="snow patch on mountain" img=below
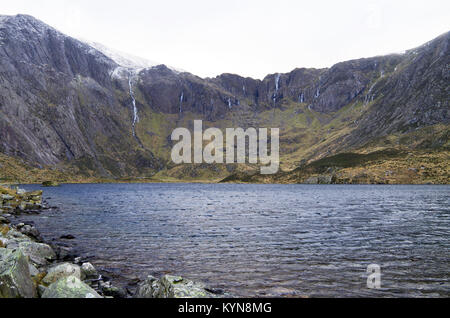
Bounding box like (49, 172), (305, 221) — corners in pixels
(84, 40), (159, 70)
(80, 39), (184, 78)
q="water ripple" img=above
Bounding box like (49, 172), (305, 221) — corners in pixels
(17, 184), (450, 297)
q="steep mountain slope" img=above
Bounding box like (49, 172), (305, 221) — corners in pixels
(0, 14), (448, 183)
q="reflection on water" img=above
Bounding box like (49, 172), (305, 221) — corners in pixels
(17, 184), (450, 297)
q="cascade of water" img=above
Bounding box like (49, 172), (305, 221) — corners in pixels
(299, 93), (305, 103)
(364, 83), (376, 105)
(128, 71), (139, 137)
(275, 74), (281, 92)
(315, 78), (321, 98)
(228, 98), (232, 109)
(179, 92), (184, 113)
(273, 74), (281, 105)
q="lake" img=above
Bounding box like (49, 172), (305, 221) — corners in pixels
(16, 183), (450, 297)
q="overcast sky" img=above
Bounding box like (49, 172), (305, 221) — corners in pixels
(2, 0), (449, 79)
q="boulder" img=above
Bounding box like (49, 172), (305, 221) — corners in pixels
(101, 285), (127, 298)
(135, 275), (218, 298)
(1, 194), (14, 201)
(0, 206), (14, 214)
(28, 264), (40, 277)
(54, 245), (78, 261)
(0, 216), (10, 224)
(22, 191), (43, 201)
(42, 181), (60, 187)
(18, 202), (42, 211)
(43, 263), (81, 285)
(37, 284), (47, 297)
(304, 176), (319, 184)
(81, 262), (98, 279)
(3, 227), (29, 240)
(42, 276), (102, 298)
(317, 175), (335, 184)
(0, 227), (34, 249)
(0, 248), (37, 298)
(305, 175), (335, 184)
(18, 225), (41, 241)
(18, 242), (56, 266)
(134, 275), (158, 298)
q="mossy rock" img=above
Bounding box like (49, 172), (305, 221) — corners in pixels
(43, 263), (81, 285)
(18, 242), (56, 266)
(42, 276), (102, 298)
(0, 248), (37, 298)
(135, 275), (219, 298)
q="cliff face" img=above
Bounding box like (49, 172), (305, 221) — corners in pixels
(0, 15), (161, 176)
(0, 14), (448, 180)
(345, 33), (449, 147)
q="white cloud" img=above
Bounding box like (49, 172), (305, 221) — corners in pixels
(2, 0), (449, 79)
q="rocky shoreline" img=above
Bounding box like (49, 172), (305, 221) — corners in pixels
(0, 185), (227, 298)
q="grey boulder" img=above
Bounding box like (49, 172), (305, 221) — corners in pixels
(81, 262), (98, 279)
(43, 263), (81, 285)
(0, 248), (37, 298)
(42, 276), (102, 298)
(135, 275), (218, 298)
(18, 242), (56, 266)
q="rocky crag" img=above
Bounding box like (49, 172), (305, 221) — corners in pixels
(1, 185), (221, 298)
(0, 14), (448, 183)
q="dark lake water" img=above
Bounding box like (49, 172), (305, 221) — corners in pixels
(17, 183), (450, 297)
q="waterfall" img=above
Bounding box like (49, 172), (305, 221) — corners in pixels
(179, 92), (184, 113)
(364, 83), (376, 105)
(315, 77), (322, 99)
(299, 93), (305, 103)
(364, 69), (385, 105)
(275, 74), (281, 92)
(273, 73), (281, 105)
(315, 87), (320, 98)
(128, 71), (139, 137)
(228, 97), (232, 109)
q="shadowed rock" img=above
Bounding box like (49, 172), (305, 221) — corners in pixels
(0, 248), (37, 298)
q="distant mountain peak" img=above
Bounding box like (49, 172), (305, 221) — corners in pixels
(81, 40), (159, 70)
(78, 39), (184, 78)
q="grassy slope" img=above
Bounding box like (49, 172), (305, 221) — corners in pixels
(1, 93), (448, 184)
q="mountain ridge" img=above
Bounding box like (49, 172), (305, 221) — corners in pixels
(0, 14), (448, 183)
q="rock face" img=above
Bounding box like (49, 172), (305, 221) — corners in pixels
(135, 275), (219, 298)
(0, 14), (448, 179)
(0, 248), (37, 298)
(42, 276), (102, 298)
